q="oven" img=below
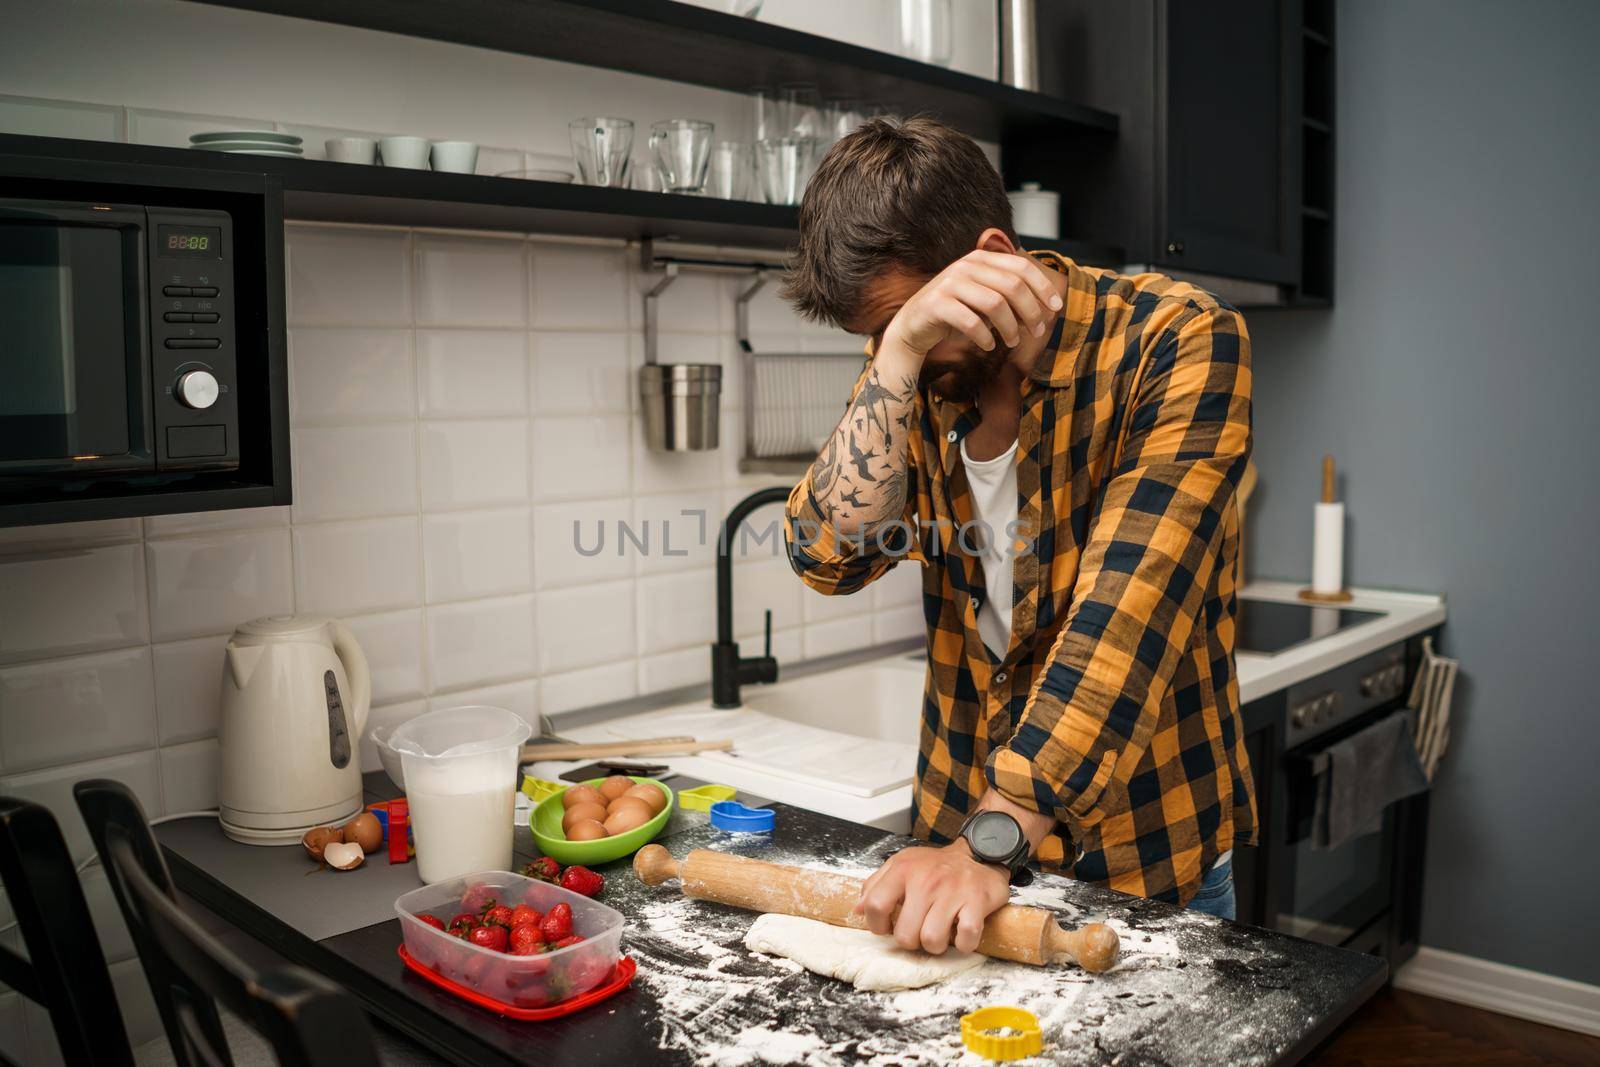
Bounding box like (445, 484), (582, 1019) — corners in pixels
(1233, 623), (1434, 965)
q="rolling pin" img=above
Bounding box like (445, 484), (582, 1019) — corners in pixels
(634, 844), (1120, 973)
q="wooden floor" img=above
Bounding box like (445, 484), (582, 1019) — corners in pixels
(1312, 988), (1600, 1065)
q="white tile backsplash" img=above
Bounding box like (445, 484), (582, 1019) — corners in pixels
(418, 330), (529, 417)
(425, 594), (537, 691)
(531, 415), (631, 501)
(0, 92), (121, 140)
(536, 581), (635, 672)
(291, 423), (419, 522)
(530, 330), (631, 414)
(290, 328), (415, 423)
(529, 241), (629, 329)
(420, 419), (530, 511)
(423, 508), (533, 603)
(0, 544), (148, 663)
(151, 635), (229, 745)
(293, 517), (424, 616)
(0, 648), (156, 773)
(288, 228), (411, 325)
(343, 608), (428, 704)
(159, 739), (221, 813)
(0, 749), (163, 863)
(145, 529), (294, 641)
(415, 235), (529, 327)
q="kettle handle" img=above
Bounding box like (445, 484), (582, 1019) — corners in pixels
(330, 619), (371, 740)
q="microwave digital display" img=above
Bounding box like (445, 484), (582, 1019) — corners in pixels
(157, 224), (222, 258)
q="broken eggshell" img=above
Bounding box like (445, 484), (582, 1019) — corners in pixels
(322, 840), (366, 870)
(302, 825), (338, 862)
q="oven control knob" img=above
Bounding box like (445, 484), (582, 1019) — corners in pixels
(175, 370), (220, 410)
(1292, 703), (1311, 729)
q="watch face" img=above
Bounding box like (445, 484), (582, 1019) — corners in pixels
(969, 811), (1023, 861)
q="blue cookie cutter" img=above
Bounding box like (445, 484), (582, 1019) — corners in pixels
(709, 800), (775, 833)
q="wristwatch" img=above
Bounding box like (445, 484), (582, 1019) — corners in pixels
(958, 810), (1034, 887)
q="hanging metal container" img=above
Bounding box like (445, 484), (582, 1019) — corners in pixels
(639, 363), (721, 452)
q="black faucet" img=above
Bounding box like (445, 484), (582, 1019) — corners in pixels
(711, 486), (791, 708)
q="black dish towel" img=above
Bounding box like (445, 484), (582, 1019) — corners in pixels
(1313, 710), (1430, 850)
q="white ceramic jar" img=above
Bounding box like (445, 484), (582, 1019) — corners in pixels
(1008, 181), (1060, 240)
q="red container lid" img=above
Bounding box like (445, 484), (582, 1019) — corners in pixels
(397, 945), (636, 1021)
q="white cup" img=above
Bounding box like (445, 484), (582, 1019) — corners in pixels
(324, 137), (376, 165)
(430, 140), (479, 175)
(378, 136), (431, 170)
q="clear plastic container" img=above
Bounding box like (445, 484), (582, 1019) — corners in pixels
(389, 705), (530, 884)
(394, 870), (624, 1009)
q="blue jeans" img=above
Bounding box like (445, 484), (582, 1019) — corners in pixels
(1185, 855), (1236, 920)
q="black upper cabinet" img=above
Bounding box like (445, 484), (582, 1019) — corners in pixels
(1013, 1), (1308, 290)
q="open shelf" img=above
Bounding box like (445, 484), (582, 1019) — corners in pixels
(0, 134), (1126, 264)
(190, 0), (1119, 143)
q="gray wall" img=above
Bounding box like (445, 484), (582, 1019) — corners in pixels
(1245, 0), (1600, 984)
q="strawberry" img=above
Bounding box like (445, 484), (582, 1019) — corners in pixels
(483, 904), (515, 928)
(461, 883), (500, 912)
(468, 923), (509, 953)
(447, 911), (478, 933)
(416, 914), (446, 931)
(508, 924), (545, 955)
(522, 856), (560, 882)
(551, 934), (584, 949)
(510, 904), (542, 928)
(538, 902), (573, 943)
(558, 865), (604, 898)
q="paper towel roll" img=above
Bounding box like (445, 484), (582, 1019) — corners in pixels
(1311, 501), (1344, 595)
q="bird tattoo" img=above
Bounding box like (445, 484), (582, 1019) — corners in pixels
(847, 434), (879, 481)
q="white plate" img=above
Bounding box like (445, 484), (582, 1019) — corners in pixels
(497, 168), (575, 182)
(190, 130), (302, 146)
(190, 143), (304, 155)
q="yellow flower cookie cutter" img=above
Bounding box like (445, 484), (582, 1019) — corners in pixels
(960, 1005), (1042, 1061)
(520, 776), (565, 804)
(677, 783), (737, 812)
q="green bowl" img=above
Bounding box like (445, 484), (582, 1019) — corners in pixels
(530, 777), (674, 865)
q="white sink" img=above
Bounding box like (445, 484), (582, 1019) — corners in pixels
(742, 657), (925, 746)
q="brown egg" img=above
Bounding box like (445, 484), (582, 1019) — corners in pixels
(562, 801), (609, 833)
(342, 812), (384, 854)
(565, 819), (608, 841)
(623, 783), (667, 814)
(562, 784), (604, 810)
(605, 796), (654, 823)
(603, 805), (651, 836)
(598, 775), (635, 801)
(302, 825), (337, 862)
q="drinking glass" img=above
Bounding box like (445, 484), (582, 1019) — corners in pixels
(649, 119), (714, 194)
(777, 83), (823, 139)
(569, 117), (633, 187)
(755, 137), (816, 205)
(707, 141), (751, 200)
(897, 0), (953, 66)
(822, 97), (864, 150)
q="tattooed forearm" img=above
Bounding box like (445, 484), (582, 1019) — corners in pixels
(806, 361), (919, 536)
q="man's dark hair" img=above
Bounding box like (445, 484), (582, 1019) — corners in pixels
(781, 116), (1016, 328)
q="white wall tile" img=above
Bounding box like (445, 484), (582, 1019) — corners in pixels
(290, 328), (414, 423)
(359, 699), (426, 775)
(422, 508), (531, 603)
(288, 228), (410, 326)
(533, 499), (635, 589)
(0, 93), (120, 140)
(0, 544), (148, 663)
(427, 679), (539, 731)
(733, 557), (805, 637)
(152, 635), (229, 745)
(425, 594), (536, 691)
(475, 145), (524, 177)
(872, 560), (924, 608)
(417, 329), (528, 417)
(126, 106), (269, 147)
(293, 517), (423, 616)
(531, 415), (630, 502)
(640, 270), (728, 334)
(530, 330), (631, 414)
(291, 424), (418, 522)
(420, 419), (529, 511)
(0, 518), (140, 554)
(721, 485), (792, 567)
(636, 569), (715, 655)
(631, 490), (722, 575)
(739, 625), (803, 666)
(160, 739), (219, 813)
(874, 604), (926, 644)
(343, 608), (426, 704)
(0, 648), (156, 773)
(529, 242), (628, 329)
(631, 418), (722, 495)
(536, 581), (635, 673)
(145, 507), (289, 537)
(803, 618), (867, 660)
(415, 235), (528, 327)
(145, 529), (294, 642)
(0, 749), (162, 862)
(802, 583), (866, 623)
(637, 647), (707, 695)
(541, 662), (636, 717)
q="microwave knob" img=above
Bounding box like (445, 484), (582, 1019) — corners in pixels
(175, 370), (220, 410)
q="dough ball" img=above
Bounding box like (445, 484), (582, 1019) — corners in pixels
(598, 775), (635, 801)
(623, 783), (668, 814)
(562, 785), (604, 810)
(562, 802), (609, 833)
(603, 805), (651, 835)
(565, 819), (608, 841)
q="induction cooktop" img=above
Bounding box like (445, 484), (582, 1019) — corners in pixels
(1235, 598), (1383, 655)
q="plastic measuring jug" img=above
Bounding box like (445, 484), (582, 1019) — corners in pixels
(388, 705), (531, 884)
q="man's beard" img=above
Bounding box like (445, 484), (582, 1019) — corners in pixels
(921, 342), (1010, 403)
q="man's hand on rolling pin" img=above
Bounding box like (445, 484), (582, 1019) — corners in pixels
(853, 792), (1056, 955)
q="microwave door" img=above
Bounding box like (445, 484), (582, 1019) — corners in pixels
(0, 204), (153, 475)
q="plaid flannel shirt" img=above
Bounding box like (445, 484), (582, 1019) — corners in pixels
(785, 252), (1257, 905)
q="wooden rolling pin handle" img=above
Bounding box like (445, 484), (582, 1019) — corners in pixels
(634, 844), (680, 886)
(1047, 921), (1121, 974)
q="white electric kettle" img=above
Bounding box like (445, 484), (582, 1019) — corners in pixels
(217, 614), (371, 845)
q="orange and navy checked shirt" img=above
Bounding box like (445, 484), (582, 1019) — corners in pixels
(785, 251), (1257, 905)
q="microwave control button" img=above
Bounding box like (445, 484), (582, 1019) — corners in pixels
(174, 370), (220, 410)
(163, 312), (194, 323)
(191, 286), (220, 297)
(191, 312), (221, 324)
(162, 285), (193, 297)
(165, 338), (222, 349)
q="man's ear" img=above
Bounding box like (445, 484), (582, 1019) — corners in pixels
(975, 227), (1019, 255)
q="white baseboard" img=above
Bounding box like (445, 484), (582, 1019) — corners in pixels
(1393, 946), (1600, 1037)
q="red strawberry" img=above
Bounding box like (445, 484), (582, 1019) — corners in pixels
(558, 865), (604, 898)
(447, 911), (478, 933)
(551, 934), (584, 949)
(468, 923), (509, 952)
(508, 924), (545, 955)
(483, 904), (515, 927)
(539, 902), (573, 942)
(510, 904), (542, 928)
(416, 914), (446, 930)
(461, 883), (499, 912)
(522, 856), (560, 882)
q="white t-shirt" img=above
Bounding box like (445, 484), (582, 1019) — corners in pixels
(960, 437), (1019, 659)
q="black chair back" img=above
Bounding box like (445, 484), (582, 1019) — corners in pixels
(0, 797), (136, 1067)
(74, 779), (382, 1067)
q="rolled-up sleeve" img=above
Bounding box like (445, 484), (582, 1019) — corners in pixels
(986, 304), (1252, 825)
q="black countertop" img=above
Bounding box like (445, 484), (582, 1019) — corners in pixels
(159, 773), (1384, 1066)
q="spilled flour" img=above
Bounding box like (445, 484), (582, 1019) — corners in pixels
(609, 821), (1349, 1065)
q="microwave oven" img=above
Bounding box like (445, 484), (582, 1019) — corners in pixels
(0, 139), (289, 527)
